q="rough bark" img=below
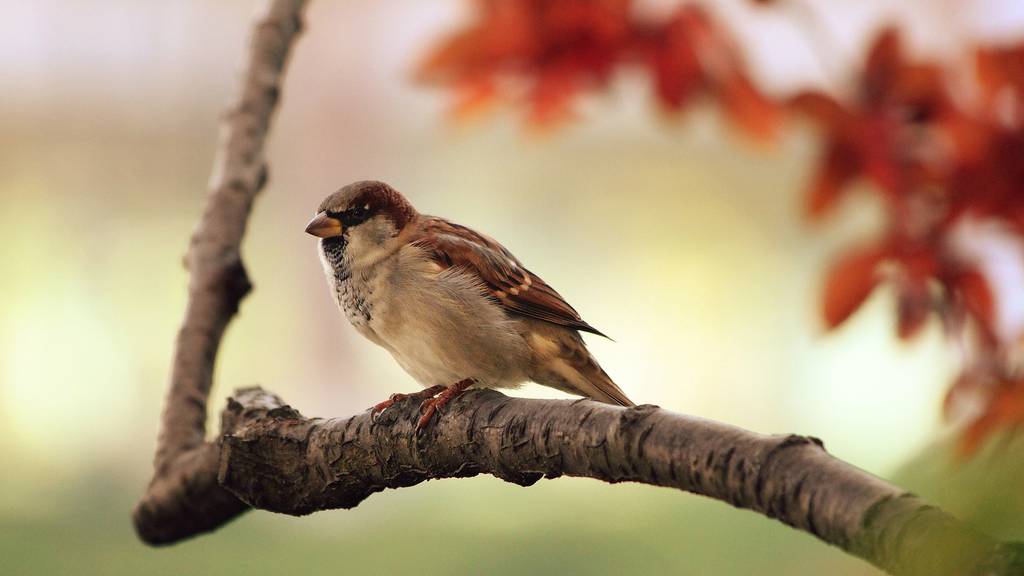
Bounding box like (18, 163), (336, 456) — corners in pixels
(133, 1), (1024, 575)
(207, 387), (1020, 576)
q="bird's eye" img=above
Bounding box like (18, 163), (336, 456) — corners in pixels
(341, 203), (373, 226)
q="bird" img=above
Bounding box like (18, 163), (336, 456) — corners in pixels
(305, 180), (634, 429)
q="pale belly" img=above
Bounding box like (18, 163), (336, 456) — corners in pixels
(340, 265), (532, 389)
(387, 336), (476, 388)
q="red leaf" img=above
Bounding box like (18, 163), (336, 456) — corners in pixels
(900, 249), (939, 280)
(450, 78), (498, 121)
(788, 91), (846, 127)
(527, 66), (580, 126)
(863, 28), (902, 104)
(959, 382), (1024, 456)
(858, 117), (900, 193)
(719, 72), (780, 143)
(822, 244), (888, 329)
(955, 267), (996, 341)
(806, 140), (860, 218)
(649, 14), (702, 110)
(652, 53), (701, 110)
(976, 45), (1024, 115)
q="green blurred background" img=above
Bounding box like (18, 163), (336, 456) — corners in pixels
(3, 1), (1023, 574)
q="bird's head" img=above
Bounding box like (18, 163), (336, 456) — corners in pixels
(306, 180), (418, 269)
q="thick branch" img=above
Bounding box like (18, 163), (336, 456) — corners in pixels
(212, 387), (1020, 576)
(134, 0), (307, 544)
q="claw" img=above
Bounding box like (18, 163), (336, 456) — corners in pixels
(416, 402), (439, 431)
(369, 393), (406, 421)
(414, 378), (474, 432)
(369, 385), (447, 422)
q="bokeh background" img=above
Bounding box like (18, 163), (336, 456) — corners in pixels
(3, 1), (1024, 574)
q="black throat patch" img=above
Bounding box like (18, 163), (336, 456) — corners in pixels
(321, 236), (350, 282)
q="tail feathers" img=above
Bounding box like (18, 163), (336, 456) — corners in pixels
(578, 364), (635, 407)
(525, 328), (635, 407)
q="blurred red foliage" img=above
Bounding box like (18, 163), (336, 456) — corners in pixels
(418, 0), (778, 138)
(419, 0), (1024, 453)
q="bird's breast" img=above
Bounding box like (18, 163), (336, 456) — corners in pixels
(329, 264), (380, 343)
(326, 247), (532, 388)
(338, 279), (372, 326)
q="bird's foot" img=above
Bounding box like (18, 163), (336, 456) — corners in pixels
(370, 385), (446, 421)
(416, 379), (475, 432)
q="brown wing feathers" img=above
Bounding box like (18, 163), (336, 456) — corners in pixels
(413, 218), (607, 337)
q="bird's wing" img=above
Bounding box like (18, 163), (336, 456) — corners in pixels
(411, 217), (607, 337)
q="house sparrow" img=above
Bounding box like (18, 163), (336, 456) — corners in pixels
(306, 180), (633, 429)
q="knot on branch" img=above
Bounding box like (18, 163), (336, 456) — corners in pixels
(221, 386), (296, 432)
(188, 254), (252, 305)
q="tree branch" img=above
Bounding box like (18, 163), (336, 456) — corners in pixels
(133, 2), (1024, 575)
(133, 0), (307, 545)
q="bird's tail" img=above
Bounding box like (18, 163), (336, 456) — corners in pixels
(577, 361), (635, 407)
(526, 327), (636, 407)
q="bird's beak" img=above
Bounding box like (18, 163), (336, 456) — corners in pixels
(305, 211), (343, 238)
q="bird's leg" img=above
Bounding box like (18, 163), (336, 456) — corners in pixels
(370, 385), (446, 421)
(416, 378), (475, 431)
